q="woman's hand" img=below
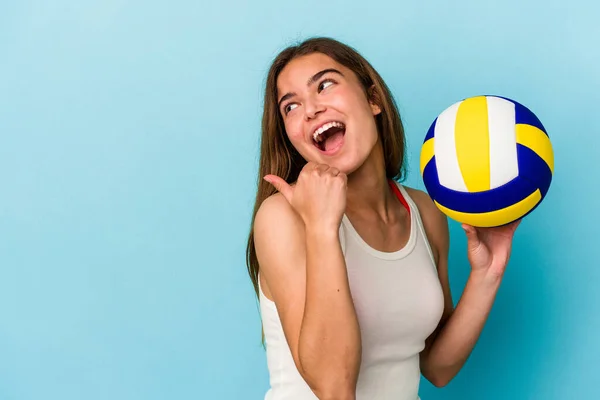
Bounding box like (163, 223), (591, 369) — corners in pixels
(462, 219), (521, 282)
(264, 162), (347, 232)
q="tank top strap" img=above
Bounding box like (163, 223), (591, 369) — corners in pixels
(388, 179), (410, 215)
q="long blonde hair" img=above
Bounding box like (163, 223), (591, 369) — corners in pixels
(246, 37), (408, 300)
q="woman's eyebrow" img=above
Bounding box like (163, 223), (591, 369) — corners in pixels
(306, 68), (343, 86)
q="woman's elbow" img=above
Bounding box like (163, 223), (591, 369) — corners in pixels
(428, 375), (451, 388)
(301, 367), (357, 400)
(298, 349), (360, 398)
(422, 367), (454, 388)
(312, 384), (356, 400)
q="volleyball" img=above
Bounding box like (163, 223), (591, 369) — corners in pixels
(420, 95), (554, 228)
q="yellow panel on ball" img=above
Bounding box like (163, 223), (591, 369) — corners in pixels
(454, 96), (491, 193)
(420, 138), (435, 175)
(515, 124), (555, 173)
(434, 189), (542, 227)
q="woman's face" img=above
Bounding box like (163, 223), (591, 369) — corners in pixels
(276, 52), (381, 174)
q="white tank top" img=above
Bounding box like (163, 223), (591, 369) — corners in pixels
(259, 183), (445, 400)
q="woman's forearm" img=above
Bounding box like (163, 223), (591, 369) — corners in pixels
(298, 225), (361, 399)
(422, 272), (501, 387)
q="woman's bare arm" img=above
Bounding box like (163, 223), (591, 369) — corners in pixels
(255, 192), (361, 399)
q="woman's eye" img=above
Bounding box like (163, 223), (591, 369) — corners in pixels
(284, 103), (298, 114)
(318, 79), (335, 92)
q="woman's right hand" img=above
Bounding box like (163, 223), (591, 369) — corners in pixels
(264, 162), (347, 232)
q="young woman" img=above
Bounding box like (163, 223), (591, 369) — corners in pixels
(246, 37), (520, 400)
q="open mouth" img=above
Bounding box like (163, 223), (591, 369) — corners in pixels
(312, 121), (346, 153)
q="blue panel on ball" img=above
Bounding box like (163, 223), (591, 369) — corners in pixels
(422, 148), (551, 214)
(517, 143), (553, 197)
(491, 95), (548, 136)
(424, 117), (437, 142)
(500, 146), (554, 223)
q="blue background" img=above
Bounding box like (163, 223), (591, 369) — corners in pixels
(1, 0), (598, 399)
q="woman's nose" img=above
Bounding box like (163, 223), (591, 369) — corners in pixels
(304, 98), (326, 120)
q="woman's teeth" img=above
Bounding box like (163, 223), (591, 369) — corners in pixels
(313, 121), (345, 143)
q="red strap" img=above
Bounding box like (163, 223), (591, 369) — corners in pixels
(388, 180), (410, 215)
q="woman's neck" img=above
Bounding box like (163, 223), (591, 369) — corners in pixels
(346, 143), (396, 222)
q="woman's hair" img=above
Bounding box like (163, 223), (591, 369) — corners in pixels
(246, 37), (407, 300)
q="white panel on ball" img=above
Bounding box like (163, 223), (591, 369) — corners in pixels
(487, 96), (519, 189)
(433, 101), (468, 192)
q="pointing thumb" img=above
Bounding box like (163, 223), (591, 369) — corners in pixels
(264, 175), (293, 203)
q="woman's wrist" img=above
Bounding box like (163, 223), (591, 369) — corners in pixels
(304, 222), (341, 241)
(467, 269), (503, 291)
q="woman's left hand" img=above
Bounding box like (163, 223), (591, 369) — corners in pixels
(463, 219), (521, 282)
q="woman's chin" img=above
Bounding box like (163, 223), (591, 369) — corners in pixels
(304, 143), (366, 174)
(323, 157), (361, 176)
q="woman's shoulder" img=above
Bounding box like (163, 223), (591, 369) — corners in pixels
(254, 191), (305, 245)
(256, 190), (300, 225)
(400, 185), (445, 221)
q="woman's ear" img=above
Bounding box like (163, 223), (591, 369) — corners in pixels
(368, 85), (382, 116)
